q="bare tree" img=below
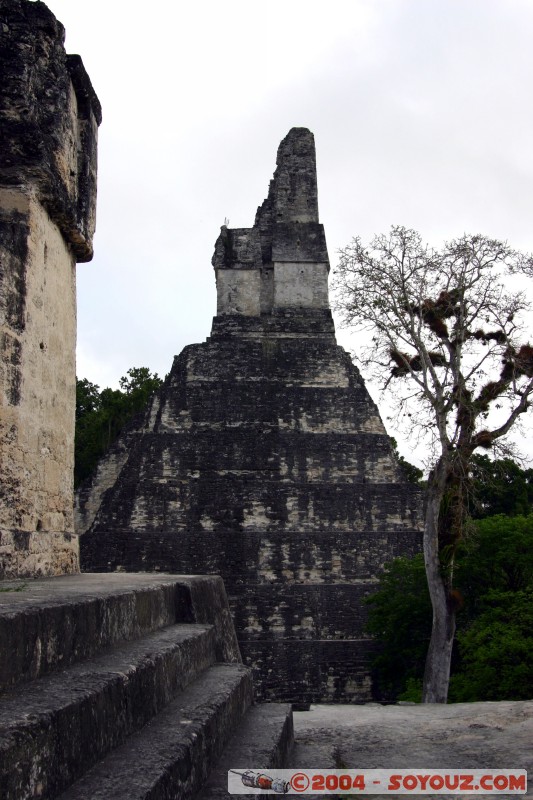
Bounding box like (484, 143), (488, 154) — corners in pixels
(333, 227), (533, 703)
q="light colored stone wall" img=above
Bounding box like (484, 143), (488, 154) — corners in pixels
(216, 269), (262, 316)
(216, 262), (329, 316)
(74, 423), (144, 541)
(273, 262), (329, 310)
(0, 187), (79, 576)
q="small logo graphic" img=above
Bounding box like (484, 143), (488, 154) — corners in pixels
(291, 772), (310, 793)
(229, 770), (291, 793)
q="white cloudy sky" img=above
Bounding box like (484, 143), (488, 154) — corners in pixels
(46, 0), (533, 462)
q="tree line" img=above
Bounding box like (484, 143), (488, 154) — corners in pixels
(75, 367), (163, 488)
(367, 455), (533, 702)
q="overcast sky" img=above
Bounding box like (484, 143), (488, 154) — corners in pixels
(45, 0), (533, 463)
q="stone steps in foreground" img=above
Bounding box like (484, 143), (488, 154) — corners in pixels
(197, 703), (294, 800)
(0, 573), (240, 692)
(0, 573), (293, 799)
(0, 623), (217, 800)
(57, 663), (254, 800)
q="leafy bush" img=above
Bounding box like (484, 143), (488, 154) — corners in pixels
(366, 513), (533, 702)
(365, 553), (431, 700)
(75, 367), (163, 487)
(449, 589), (533, 701)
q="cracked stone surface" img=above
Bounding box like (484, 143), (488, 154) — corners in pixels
(290, 701), (533, 799)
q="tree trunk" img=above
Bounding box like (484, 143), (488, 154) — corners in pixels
(421, 464), (456, 703)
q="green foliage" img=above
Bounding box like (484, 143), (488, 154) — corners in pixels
(469, 454), (533, 518)
(398, 677), (423, 702)
(398, 456), (425, 485)
(118, 367), (163, 404)
(449, 590), (533, 701)
(0, 583), (27, 593)
(459, 515), (533, 603)
(390, 437), (425, 484)
(367, 513), (533, 702)
(76, 378), (100, 419)
(365, 553), (431, 700)
(75, 367), (163, 487)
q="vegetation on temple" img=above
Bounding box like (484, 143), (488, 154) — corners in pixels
(334, 227), (533, 702)
(75, 368), (163, 487)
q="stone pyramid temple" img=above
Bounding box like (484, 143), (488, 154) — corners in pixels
(77, 128), (422, 704)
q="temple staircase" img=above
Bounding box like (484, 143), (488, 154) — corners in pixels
(0, 573), (293, 799)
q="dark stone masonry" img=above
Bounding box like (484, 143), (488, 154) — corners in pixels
(77, 128), (423, 704)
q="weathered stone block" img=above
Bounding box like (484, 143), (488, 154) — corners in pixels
(216, 268), (262, 316)
(0, 0), (101, 578)
(0, 1), (101, 261)
(273, 261), (329, 309)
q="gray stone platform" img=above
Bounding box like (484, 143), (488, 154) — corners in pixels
(290, 702), (533, 799)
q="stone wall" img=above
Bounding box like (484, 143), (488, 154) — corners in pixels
(214, 129), (330, 318)
(0, 0), (101, 577)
